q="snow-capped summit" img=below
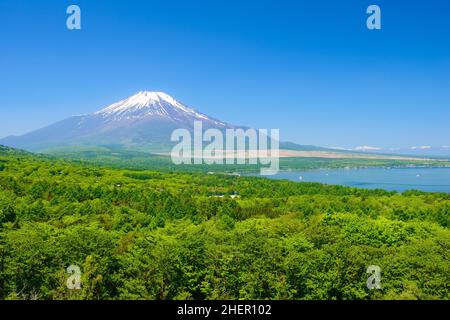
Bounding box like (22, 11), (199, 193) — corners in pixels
(94, 91), (225, 126)
(96, 91), (185, 114)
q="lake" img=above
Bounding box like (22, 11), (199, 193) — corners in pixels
(253, 167), (450, 193)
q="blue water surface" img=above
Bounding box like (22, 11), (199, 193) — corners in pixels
(256, 167), (450, 193)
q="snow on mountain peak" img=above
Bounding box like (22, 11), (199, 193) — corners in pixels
(96, 91), (184, 113)
(93, 91), (226, 126)
(130, 91), (179, 107)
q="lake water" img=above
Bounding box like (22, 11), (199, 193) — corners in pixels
(254, 167), (450, 193)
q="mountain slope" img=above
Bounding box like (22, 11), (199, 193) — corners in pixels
(0, 92), (239, 153)
(0, 91), (347, 155)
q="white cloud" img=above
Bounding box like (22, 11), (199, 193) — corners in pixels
(442, 146), (450, 149)
(410, 146), (432, 150)
(329, 146), (350, 151)
(354, 146), (382, 151)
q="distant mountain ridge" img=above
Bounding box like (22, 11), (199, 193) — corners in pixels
(0, 91), (330, 154)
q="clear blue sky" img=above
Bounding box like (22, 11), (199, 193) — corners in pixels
(0, 0), (449, 150)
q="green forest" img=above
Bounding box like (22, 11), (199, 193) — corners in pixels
(0, 146), (449, 300)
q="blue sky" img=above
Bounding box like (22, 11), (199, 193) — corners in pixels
(0, 0), (449, 151)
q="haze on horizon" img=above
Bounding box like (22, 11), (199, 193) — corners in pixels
(0, 0), (449, 153)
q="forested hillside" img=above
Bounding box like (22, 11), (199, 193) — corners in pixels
(0, 149), (449, 300)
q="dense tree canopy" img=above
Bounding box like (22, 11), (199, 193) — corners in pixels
(0, 149), (449, 300)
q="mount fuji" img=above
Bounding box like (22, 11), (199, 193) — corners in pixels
(0, 92), (432, 160)
(0, 91), (243, 153)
